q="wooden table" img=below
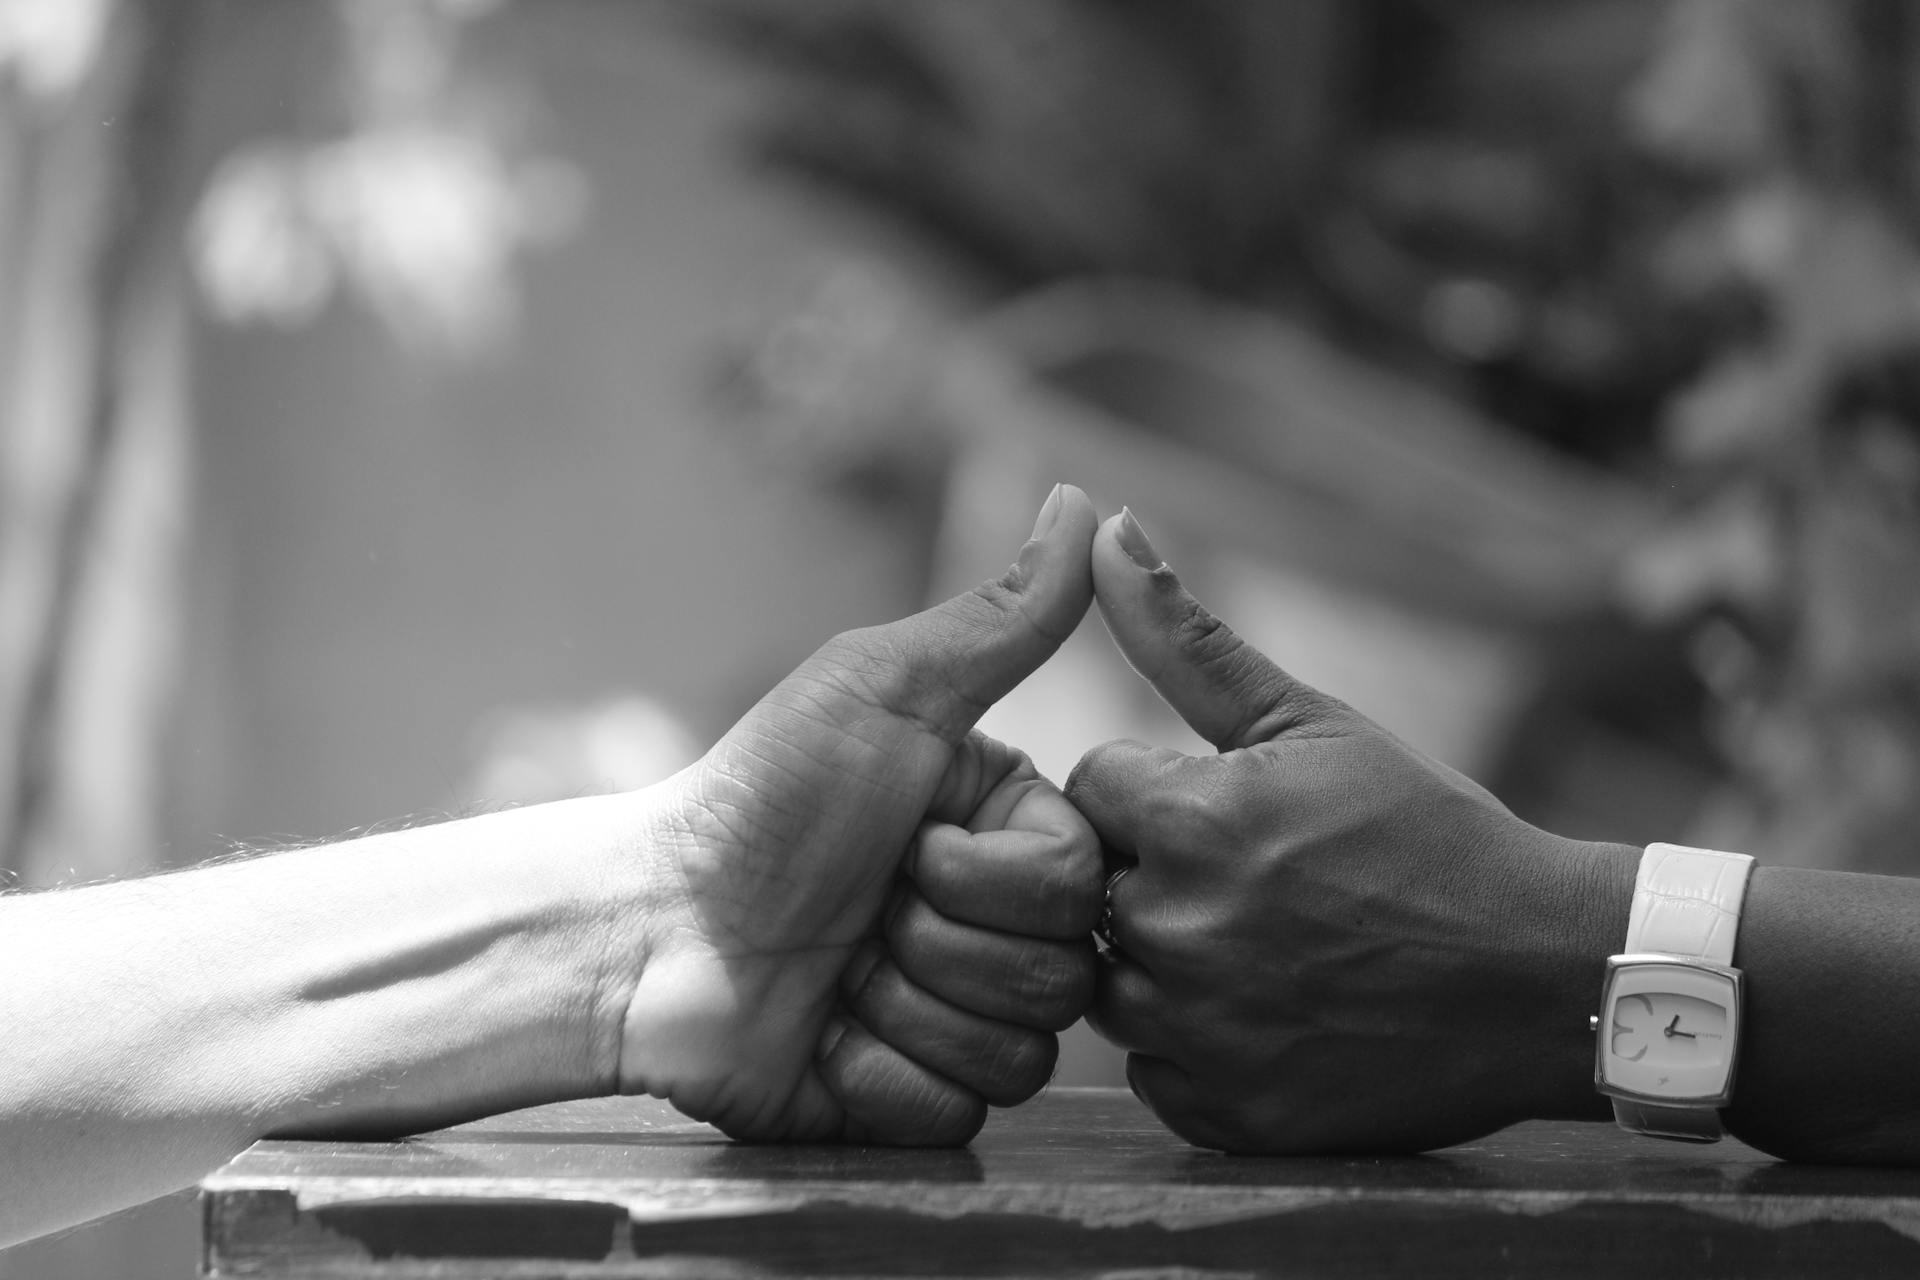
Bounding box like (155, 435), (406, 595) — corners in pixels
(201, 1088), (1920, 1278)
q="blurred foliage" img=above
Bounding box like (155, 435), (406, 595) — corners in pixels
(461, 694), (698, 808)
(1, 0), (581, 882)
(0, 0), (114, 99)
(1620, 1), (1920, 872)
(694, 0), (1920, 870)
(190, 0), (584, 353)
(703, 257), (956, 508)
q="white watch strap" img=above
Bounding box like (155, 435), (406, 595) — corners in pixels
(1623, 842), (1753, 964)
(1611, 842), (1754, 1142)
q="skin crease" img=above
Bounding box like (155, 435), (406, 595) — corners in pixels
(616, 483), (1105, 1143)
(1067, 507), (1920, 1164)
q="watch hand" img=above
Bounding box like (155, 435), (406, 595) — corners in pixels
(1663, 1014), (1696, 1040)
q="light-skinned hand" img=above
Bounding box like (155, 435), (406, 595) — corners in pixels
(620, 484), (1105, 1144)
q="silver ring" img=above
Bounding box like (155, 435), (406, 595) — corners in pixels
(1096, 867), (1129, 951)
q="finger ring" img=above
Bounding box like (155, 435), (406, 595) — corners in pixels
(1096, 867), (1129, 952)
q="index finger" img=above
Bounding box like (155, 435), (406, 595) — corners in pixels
(907, 817), (1103, 939)
(1062, 738), (1204, 876)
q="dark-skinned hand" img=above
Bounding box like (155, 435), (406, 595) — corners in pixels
(1067, 507), (1635, 1155)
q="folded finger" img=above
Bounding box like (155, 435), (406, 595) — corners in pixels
(842, 942), (1059, 1106)
(888, 886), (1095, 1031)
(1085, 949), (1182, 1058)
(907, 820), (1103, 940)
(1123, 1053), (1240, 1152)
(817, 1015), (986, 1147)
(1064, 739), (1210, 876)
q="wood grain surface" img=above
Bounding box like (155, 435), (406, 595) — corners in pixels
(201, 1087), (1920, 1278)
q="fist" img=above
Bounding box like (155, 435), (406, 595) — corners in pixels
(618, 485), (1105, 1144)
(833, 736), (1103, 1132)
(1066, 509), (1632, 1155)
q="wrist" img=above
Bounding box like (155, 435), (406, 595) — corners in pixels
(1520, 834), (1640, 1123)
(611, 762), (854, 1128)
(263, 793), (665, 1134)
(609, 767), (740, 1105)
(534, 788), (681, 1099)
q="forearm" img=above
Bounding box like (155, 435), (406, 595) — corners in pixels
(1527, 842), (1920, 1162)
(1726, 865), (1920, 1162)
(0, 792), (655, 1246)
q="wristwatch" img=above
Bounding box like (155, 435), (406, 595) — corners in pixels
(1592, 842), (1754, 1142)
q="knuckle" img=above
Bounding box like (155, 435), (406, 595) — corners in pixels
(1155, 782), (1229, 852)
(851, 1055), (987, 1148)
(971, 572), (1022, 621)
(1045, 844), (1107, 935)
(914, 1086), (989, 1147)
(845, 954), (911, 1028)
(1166, 596), (1239, 669)
(1063, 738), (1146, 805)
(1062, 754), (1098, 804)
(979, 1029), (1059, 1106)
(1013, 943), (1096, 1030)
(885, 898), (939, 976)
(1064, 738), (1125, 793)
(1165, 599), (1323, 743)
(970, 731), (1038, 789)
(972, 567), (1071, 648)
(814, 623), (983, 734)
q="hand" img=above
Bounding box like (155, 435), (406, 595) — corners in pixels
(1065, 509), (1635, 1155)
(838, 736), (1104, 1118)
(619, 484), (1104, 1144)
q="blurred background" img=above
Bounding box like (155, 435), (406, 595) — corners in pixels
(5, 0), (1920, 1274)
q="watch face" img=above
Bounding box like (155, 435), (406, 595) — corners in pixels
(1596, 957), (1741, 1104)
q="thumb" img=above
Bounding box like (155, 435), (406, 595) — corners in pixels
(821, 483), (1097, 741)
(1092, 507), (1351, 751)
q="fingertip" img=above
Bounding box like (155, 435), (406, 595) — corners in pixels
(1091, 509), (1129, 570)
(1091, 509), (1182, 637)
(873, 485), (1098, 735)
(1115, 506), (1165, 571)
(839, 941), (886, 1002)
(1090, 509), (1196, 698)
(1024, 482), (1098, 556)
(1087, 950), (1165, 1051)
(1091, 508), (1339, 751)
(1013, 482), (1098, 622)
(1053, 483), (1099, 539)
